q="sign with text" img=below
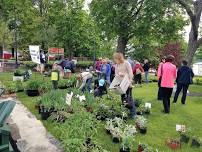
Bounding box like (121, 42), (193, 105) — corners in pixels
(48, 47), (64, 55)
(29, 45), (40, 64)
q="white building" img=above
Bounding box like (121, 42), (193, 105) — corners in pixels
(193, 61), (202, 76)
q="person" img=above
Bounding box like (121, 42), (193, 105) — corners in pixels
(95, 58), (102, 78)
(100, 59), (111, 84)
(173, 60), (194, 105)
(158, 55), (177, 114)
(76, 69), (93, 92)
(51, 68), (60, 90)
(143, 59), (150, 84)
(94, 76), (107, 97)
(133, 62), (144, 86)
(157, 56), (166, 100)
(39, 50), (46, 74)
(127, 57), (135, 69)
(110, 62), (115, 83)
(113, 52), (136, 119)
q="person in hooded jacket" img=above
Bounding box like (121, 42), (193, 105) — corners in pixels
(173, 60), (194, 105)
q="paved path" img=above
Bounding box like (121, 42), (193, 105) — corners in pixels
(1, 98), (63, 152)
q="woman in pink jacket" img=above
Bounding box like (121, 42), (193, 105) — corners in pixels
(158, 55), (177, 113)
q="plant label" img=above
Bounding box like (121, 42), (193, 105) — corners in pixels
(176, 124), (186, 132)
(66, 92), (73, 106)
(145, 103), (151, 109)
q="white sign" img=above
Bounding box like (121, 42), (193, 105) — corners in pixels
(66, 92), (73, 106)
(29, 45), (40, 64)
(145, 103), (152, 109)
(176, 124), (186, 132)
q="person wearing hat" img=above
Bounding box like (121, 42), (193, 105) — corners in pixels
(158, 55), (177, 114)
(94, 76), (107, 97)
(76, 69), (93, 92)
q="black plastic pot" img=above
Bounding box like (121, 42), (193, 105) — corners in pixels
(144, 111), (150, 115)
(41, 111), (50, 120)
(112, 137), (120, 143)
(26, 89), (39, 97)
(191, 139), (201, 148)
(106, 129), (111, 135)
(180, 134), (190, 143)
(96, 114), (106, 121)
(136, 111), (143, 115)
(139, 128), (147, 134)
(120, 147), (130, 152)
(58, 86), (68, 89)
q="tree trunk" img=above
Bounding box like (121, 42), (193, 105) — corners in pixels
(186, 40), (198, 66)
(116, 36), (128, 54)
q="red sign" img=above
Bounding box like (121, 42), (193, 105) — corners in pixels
(48, 48), (64, 55)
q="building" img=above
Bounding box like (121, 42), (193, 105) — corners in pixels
(193, 61), (202, 76)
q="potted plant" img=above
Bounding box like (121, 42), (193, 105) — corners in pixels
(134, 98), (142, 108)
(191, 137), (201, 148)
(120, 125), (137, 152)
(144, 107), (151, 115)
(5, 83), (17, 94)
(120, 137), (131, 152)
(166, 139), (181, 150)
(180, 129), (191, 144)
(58, 79), (68, 89)
(96, 104), (109, 121)
(105, 118), (114, 134)
(135, 116), (148, 134)
(137, 143), (147, 152)
(15, 80), (24, 92)
(111, 127), (122, 143)
(85, 92), (94, 113)
(13, 69), (25, 81)
(26, 80), (41, 96)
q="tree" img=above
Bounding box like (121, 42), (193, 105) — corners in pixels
(90, 0), (184, 54)
(176, 0), (202, 65)
(0, 20), (12, 51)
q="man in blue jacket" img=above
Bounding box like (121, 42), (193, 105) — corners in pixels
(173, 60), (194, 105)
(100, 59), (111, 84)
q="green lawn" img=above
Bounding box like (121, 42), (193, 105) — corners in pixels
(1, 71), (202, 152)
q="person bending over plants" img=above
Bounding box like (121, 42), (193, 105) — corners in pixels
(76, 68), (93, 92)
(113, 52), (136, 119)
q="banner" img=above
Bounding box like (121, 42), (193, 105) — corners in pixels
(29, 45), (40, 64)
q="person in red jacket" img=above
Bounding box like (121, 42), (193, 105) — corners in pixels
(133, 62), (144, 86)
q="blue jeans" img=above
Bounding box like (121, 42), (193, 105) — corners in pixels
(121, 88), (136, 118)
(81, 78), (92, 92)
(145, 71), (149, 84)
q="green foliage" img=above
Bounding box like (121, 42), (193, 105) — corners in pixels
(55, 111), (98, 152)
(26, 80), (42, 90)
(39, 90), (67, 109)
(14, 69), (24, 76)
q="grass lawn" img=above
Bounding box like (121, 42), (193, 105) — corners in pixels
(1, 71), (202, 152)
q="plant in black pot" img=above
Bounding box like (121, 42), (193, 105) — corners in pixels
(13, 69), (25, 81)
(84, 92), (94, 113)
(105, 118), (114, 134)
(14, 69), (24, 76)
(191, 136), (201, 148)
(26, 80), (41, 96)
(180, 128), (192, 144)
(120, 125), (137, 152)
(58, 79), (68, 89)
(15, 80), (24, 92)
(96, 104), (109, 121)
(144, 107), (151, 115)
(135, 116), (148, 134)
(111, 127), (123, 143)
(136, 105), (144, 115)
(134, 98), (142, 108)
